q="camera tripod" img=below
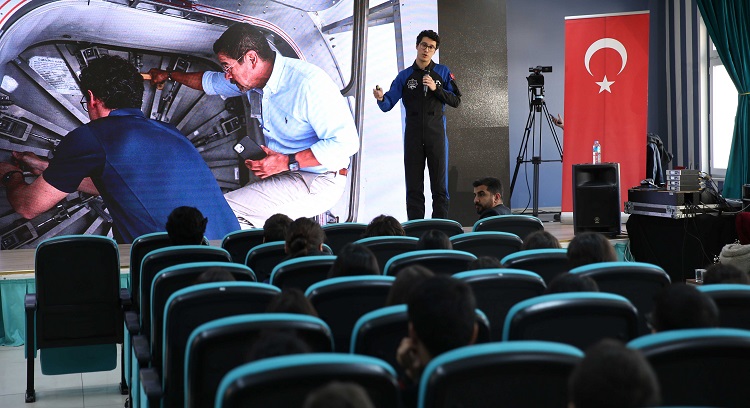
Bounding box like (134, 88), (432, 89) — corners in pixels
(508, 83), (563, 216)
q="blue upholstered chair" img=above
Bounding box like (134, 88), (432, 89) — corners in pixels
(220, 229), (266, 264)
(246, 241), (333, 283)
(500, 248), (569, 283)
(402, 218), (465, 238)
(453, 269), (546, 340)
(503, 292), (639, 350)
(270, 255), (337, 291)
(417, 341), (583, 408)
(471, 214), (544, 240)
(628, 328), (750, 407)
(449, 231), (523, 261)
(215, 353), (399, 408)
(322, 222), (369, 253)
(354, 236), (419, 274)
(698, 284), (750, 330)
(383, 249), (477, 277)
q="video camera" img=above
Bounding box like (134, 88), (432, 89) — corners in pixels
(527, 66), (552, 88)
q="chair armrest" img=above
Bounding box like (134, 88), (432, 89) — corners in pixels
(132, 334), (151, 366)
(139, 367), (163, 400)
(120, 288), (132, 310)
(24, 294), (37, 311)
(124, 311), (140, 335)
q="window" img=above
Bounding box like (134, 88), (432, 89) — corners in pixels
(709, 41), (738, 176)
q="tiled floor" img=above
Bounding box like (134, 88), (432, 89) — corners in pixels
(0, 345), (127, 408)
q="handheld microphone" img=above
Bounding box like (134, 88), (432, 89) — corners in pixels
(424, 69), (430, 96)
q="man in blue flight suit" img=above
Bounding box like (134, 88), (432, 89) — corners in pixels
(373, 29), (461, 220)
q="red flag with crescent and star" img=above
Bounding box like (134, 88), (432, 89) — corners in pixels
(561, 11), (649, 212)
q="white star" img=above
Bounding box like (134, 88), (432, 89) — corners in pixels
(595, 75), (615, 93)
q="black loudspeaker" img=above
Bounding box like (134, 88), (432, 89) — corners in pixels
(573, 163), (621, 236)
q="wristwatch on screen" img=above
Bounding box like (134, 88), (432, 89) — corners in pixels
(288, 153), (300, 172)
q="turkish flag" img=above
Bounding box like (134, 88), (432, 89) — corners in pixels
(561, 12), (649, 212)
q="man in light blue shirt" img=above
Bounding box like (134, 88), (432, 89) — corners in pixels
(149, 23), (359, 227)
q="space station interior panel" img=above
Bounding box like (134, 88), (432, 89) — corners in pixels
(0, 0), (358, 249)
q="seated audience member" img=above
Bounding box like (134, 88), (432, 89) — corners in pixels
(521, 230), (561, 250)
(398, 276), (478, 407)
(472, 177), (511, 219)
(703, 262), (750, 285)
(545, 273), (599, 294)
(263, 213), (293, 243)
(303, 381), (376, 408)
(194, 267), (237, 284)
(466, 256), (502, 270)
(246, 330), (312, 362)
(385, 265), (435, 306)
(416, 229), (452, 250)
(568, 339), (661, 408)
(328, 243), (380, 279)
(362, 214), (405, 238)
(266, 288), (318, 317)
(567, 231), (617, 269)
(719, 242), (750, 274)
(166, 206), (207, 245)
(285, 217), (327, 259)
(648, 283), (719, 332)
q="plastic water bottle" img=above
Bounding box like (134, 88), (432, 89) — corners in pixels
(592, 140), (602, 164)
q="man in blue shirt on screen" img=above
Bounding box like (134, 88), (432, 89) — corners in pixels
(148, 23), (360, 228)
(0, 55), (239, 243)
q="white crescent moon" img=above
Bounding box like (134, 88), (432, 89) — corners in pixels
(584, 38), (627, 76)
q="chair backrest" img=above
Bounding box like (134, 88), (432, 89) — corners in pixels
(628, 328), (750, 407)
(129, 232), (173, 312)
(184, 313), (334, 408)
(306, 276), (395, 352)
(246, 241), (333, 282)
(215, 353), (399, 408)
(418, 341), (583, 408)
(139, 246), (231, 337)
(402, 218), (465, 238)
(383, 249), (477, 277)
(270, 255), (338, 291)
(698, 284), (750, 330)
(159, 282), (281, 408)
(220, 229), (266, 264)
(351, 305), (491, 374)
(33, 235), (121, 373)
(354, 236), (420, 274)
(450, 231), (523, 261)
(570, 261), (671, 335)
(500, 248), (570, 283)
(471, 214), (544, 240)
(503, 292), (639, 350)
(150, 261), (256, 345)
(453, 269), (547, 341)
(322, 222), (369, 253)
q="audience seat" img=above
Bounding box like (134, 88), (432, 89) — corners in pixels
(471, 214), (544, 240)
(270, 255), (337, 291)
(698, 284), (750, 330)
(322, 222), (368, 253)
(306, 276), (395, 352)
(354, 236), (419, 274)
(214, 353), (399, 408)
(503, 292), (639, 350)
(628, 328), (750, 407)
(418, 341), (583, 408)
(500, 248), (569, 283)
(402, 218), (465, 238)
(138, 282), (280, 408)
(25, 235), (123, 403)
(351, 305), (492, 375)
(383, 249), (477, 277)
(570, 261), (671, 335)
(449, 231), (523, 261)
(220, 229), (266, 264)
(184, 313), (334, 408)
(246, 241), (333, 283)
(453, 269), (546, 341)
